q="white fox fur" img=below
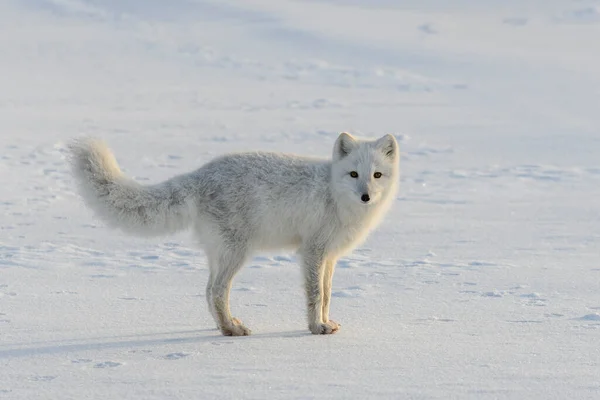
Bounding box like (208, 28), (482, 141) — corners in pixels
(68, 132), (399, 336)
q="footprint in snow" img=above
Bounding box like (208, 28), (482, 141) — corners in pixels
(520, 292), (541, 299)
(482, 291), (504, 298)
(30, 375), (56, 382)
(273, 255), (293, 262)
(332, 290), (362, 298)
(163, 352), (190, 360)
(506, 320), (543, 324)
(519, 293), (547, 306)
(52, 290), (78, 295)
(418, 23), (437, 34)
(544, 313), (564, 318)
(469, 261), (497, 267)
(233, 287), (255, 292)
(416, 317), (455, 323)
(574, 313), (600, 321)
(71, 358), (92, 364)
(337, 260), (357, 269)
(94, 361), (122, 368)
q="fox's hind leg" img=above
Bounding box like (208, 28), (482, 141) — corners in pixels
(205, 267), (218, 330)
(208, 244), (251, 336)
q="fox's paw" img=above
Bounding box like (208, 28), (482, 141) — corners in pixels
(309, 321), (340, 335)
(326, 320), (341, 331)
(220, 318), (251, 336)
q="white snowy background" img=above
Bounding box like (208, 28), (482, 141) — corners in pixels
(1, 0), (599, 399)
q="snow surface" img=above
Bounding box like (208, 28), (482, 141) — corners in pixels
(1, 0), (600, 398)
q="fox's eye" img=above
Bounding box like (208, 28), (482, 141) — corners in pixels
(349, 171), (358, 178)
(374, 172), (382, 179)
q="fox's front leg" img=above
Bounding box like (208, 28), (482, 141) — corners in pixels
(301, 248), (339, 335)
(321, 258), (340, 331)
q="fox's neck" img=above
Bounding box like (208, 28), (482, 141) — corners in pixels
(331, 196), (372, 226)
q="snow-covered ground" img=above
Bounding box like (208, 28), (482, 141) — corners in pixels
(1, 0), (599, 398)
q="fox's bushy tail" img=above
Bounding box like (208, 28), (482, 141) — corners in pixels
(68, 138), (196, 236)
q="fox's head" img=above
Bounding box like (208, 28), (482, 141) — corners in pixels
(330, 132), (399, 208)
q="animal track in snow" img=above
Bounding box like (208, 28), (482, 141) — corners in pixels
(575, 313), (600, 321)
(520, 292), (546, 303)
(506, 320), (543, 324)
(555, 6), (600, 24)
(449, 164), (597, 183)
(211, 341), (234, 346)
(71, 358), (93, 364)
(163, 352), (190, 360)
(481, 291), (506, 298)
(332, 286), (365, 298)
(337, 260), (358, 269)
(544, 313), (564, 318)
(93, 361), (122, 368)
(29, 375), (56, 382)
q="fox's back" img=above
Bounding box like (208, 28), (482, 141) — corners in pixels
(193, 152), (334, 250)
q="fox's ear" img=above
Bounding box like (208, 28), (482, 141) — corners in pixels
(333, 132), (357, 160)
(376, 134), (398, 159)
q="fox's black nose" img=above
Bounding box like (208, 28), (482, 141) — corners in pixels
(361, 193), (370, 203)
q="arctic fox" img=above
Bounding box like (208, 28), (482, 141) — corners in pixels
(68, 132), (399, 336)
